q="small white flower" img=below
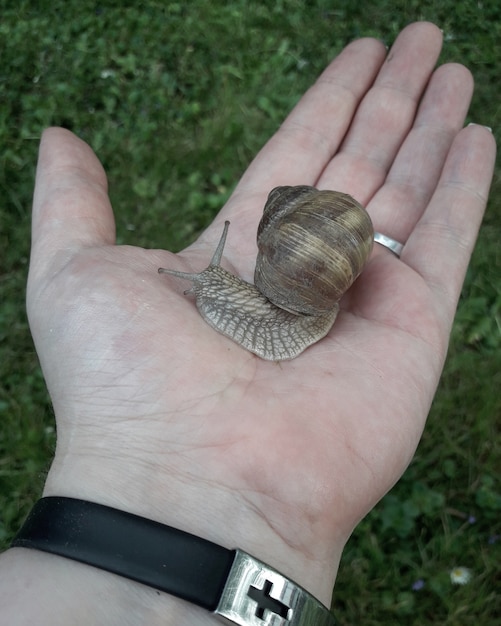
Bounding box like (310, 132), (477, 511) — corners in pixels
(450, 566), (472, 585)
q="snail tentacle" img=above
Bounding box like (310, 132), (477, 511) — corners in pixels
(157, 220), (231, 281)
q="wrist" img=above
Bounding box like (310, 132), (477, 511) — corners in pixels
(43, 447), (342, 607)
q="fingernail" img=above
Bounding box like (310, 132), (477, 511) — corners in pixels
(468, 122), (493, 132)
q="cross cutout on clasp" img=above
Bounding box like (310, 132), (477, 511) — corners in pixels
(247, 579), (290, 621)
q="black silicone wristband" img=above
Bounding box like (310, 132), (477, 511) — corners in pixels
(11, 496), (234, 611)
(12, 496), (337, 625)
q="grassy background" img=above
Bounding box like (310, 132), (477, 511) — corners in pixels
(1, 1), (500, 623)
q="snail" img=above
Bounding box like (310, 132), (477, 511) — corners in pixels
(158, 185), (374, 361)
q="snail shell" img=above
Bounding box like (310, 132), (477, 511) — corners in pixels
(158, 186), (374, 361)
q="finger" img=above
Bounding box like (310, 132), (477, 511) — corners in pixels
(30, 127), (115, 277)
(368, 62), (474, 248)
(209, 36), (386, 235)
(320, 22), (444, 199)
(235, 37), (386, 192)
(405, 124), (496, 327)
(191, 37), (387, 267)
(206, 23), (443, 267)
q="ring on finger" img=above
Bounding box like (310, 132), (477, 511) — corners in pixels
(374, 232), (404, 258)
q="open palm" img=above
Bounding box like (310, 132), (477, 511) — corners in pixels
(27, 22), (495, 602)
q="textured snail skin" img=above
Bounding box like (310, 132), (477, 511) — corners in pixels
(158, 221), (339, 361)
(158, 187), (373, 361)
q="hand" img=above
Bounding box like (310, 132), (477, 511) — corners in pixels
(21, 21), (495, 618)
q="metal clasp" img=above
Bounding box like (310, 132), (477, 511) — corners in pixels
(214, 550), (336, 626)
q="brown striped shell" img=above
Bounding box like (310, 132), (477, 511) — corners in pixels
(158, 186), (374, 361)
(255, 186), (374, 315)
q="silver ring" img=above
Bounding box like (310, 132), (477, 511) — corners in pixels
(374, 232), (404, 258)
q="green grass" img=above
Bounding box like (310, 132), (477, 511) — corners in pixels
(1, 1), (500, 623)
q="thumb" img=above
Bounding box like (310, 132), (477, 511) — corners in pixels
(29, 127), (116, 281)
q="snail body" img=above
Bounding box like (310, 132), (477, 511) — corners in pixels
(159, 186), (374, 360)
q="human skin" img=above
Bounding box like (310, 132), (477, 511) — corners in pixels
(0, 22), (496, 625)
